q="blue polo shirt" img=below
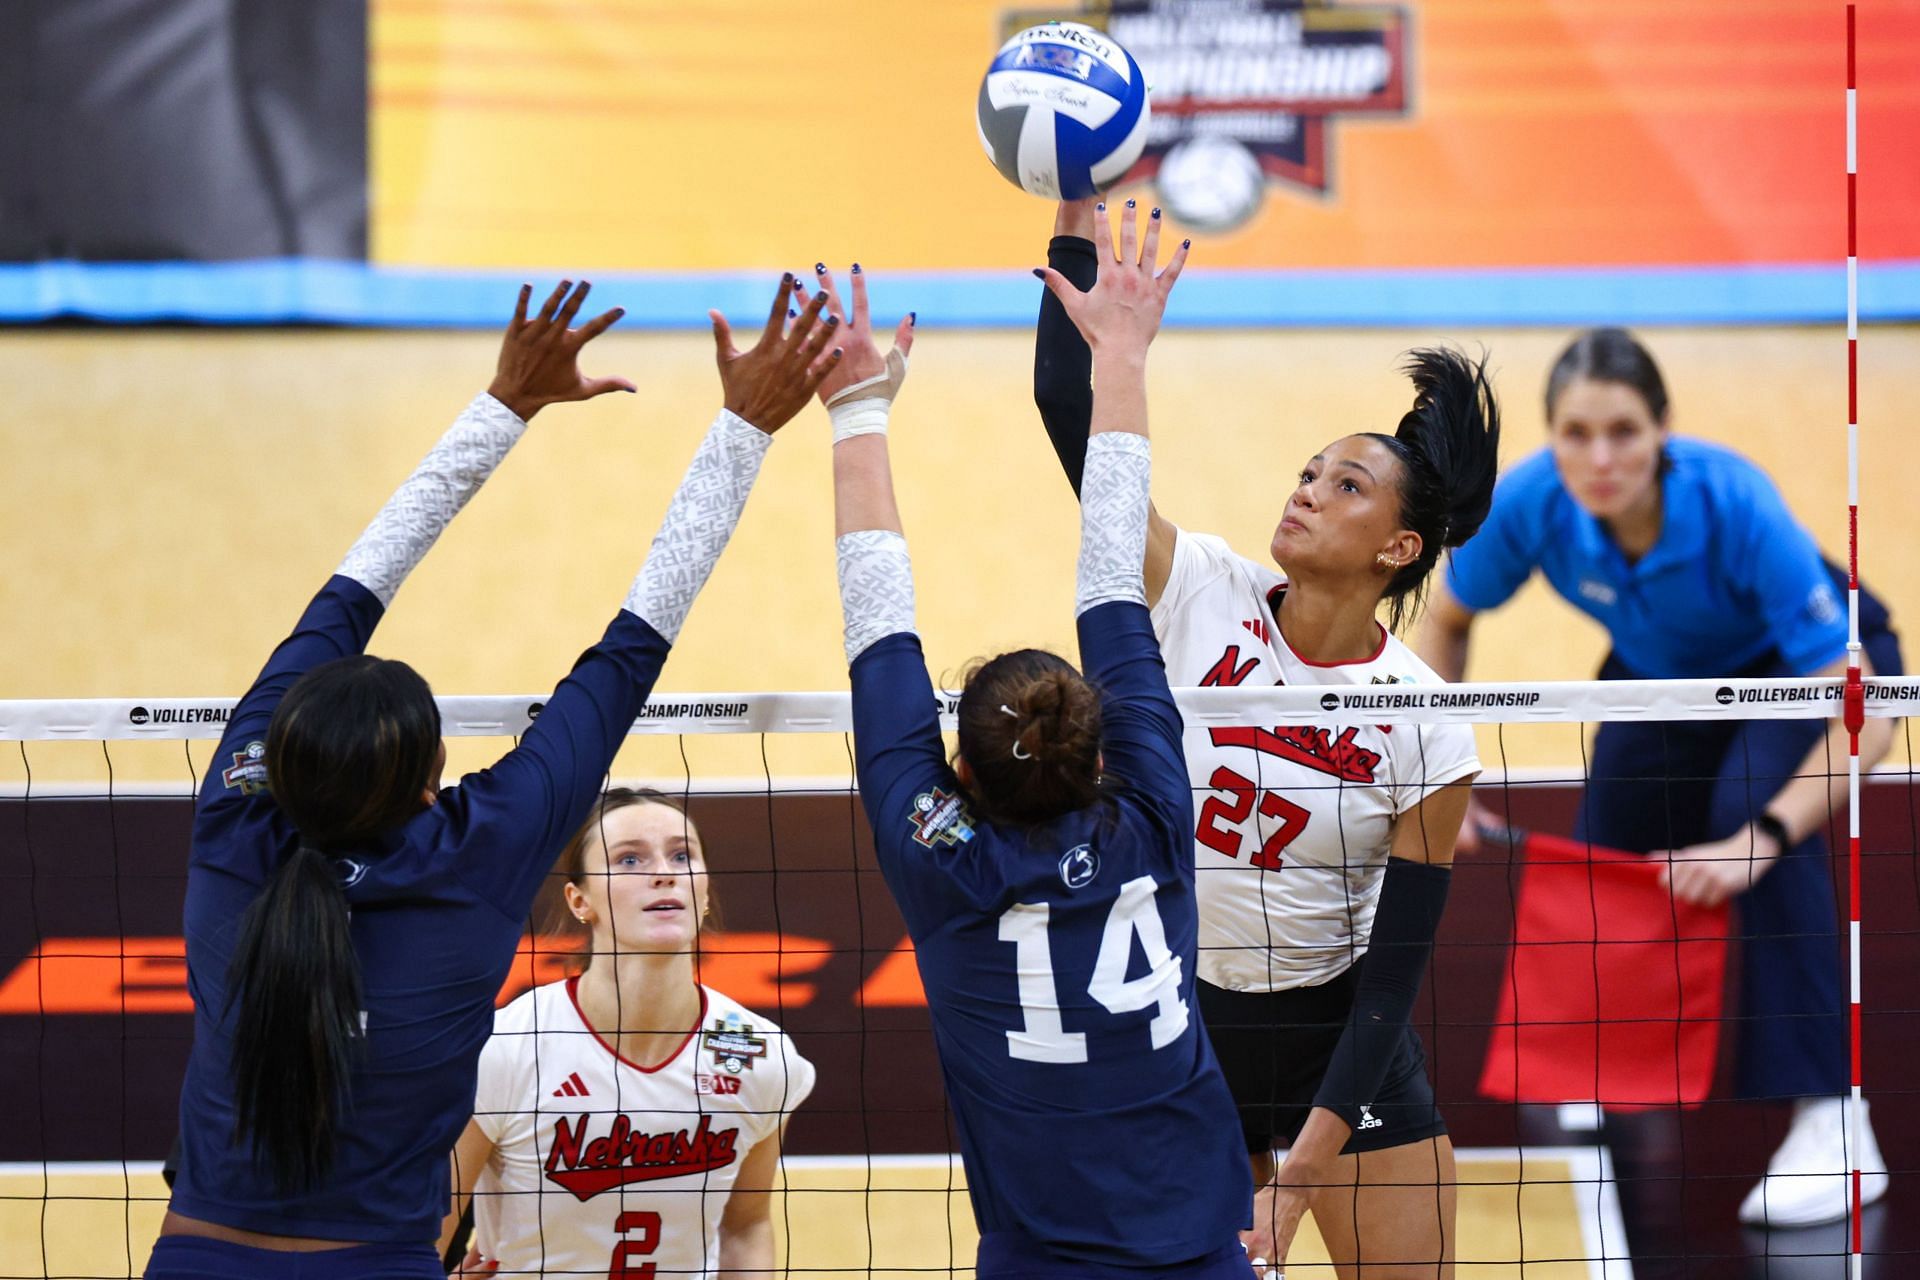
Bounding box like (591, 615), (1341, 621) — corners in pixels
(1444, 438), (1847, 678)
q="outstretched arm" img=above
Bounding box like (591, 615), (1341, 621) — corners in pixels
(1035, 202), (1192, 813)
(198, 282), (632, 822)
(1037, 200), (1179, 605)
(449, 277), (843, 917)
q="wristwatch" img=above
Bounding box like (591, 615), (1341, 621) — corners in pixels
(1752, 810), (1792, 857)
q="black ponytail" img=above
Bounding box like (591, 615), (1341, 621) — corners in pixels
(1360, 346), (1501, 632)
(226, 844), (363, 1190)
(227, 655), (440, 1190)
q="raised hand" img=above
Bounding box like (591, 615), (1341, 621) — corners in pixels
(1036, 199), (1188, 360)
(709, 274), (843, 434)
(809, 263), (914, 409)
(487, 280), (636, 421)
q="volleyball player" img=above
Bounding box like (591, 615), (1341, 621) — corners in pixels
(441, 790), (815, 1276)
(822, 213), (1256, 1276)
(147, 277), (842, 1279)
(1032, 200), (1498, 1276)
(1417, 327), (1898, 1230)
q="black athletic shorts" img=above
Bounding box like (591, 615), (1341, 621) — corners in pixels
(1198, 968), (1447, 1157)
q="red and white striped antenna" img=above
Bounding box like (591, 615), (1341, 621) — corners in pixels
(1843, 5), (1865, 1276)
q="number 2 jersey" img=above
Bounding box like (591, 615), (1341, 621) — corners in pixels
(851, 602), (1252, 1265)
(470, 978), (815, 1278)
(1151, 529), (1481, 994)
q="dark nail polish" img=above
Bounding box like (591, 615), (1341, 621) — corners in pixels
(816, 290), (828, 303)
(1032, 268), (1045, 279)
(1096, 203), (1106, 213)
(833, 347), (844, 358)
(788, 309), (796, 319)
(815, 263), (826, 274)
(1125, 198), (1136, 208)
(827, 314), (840, 326)
(852, 263), (862, 274)
(1182, 239), (1191, 249)
(1151, 207), (1162, 219)
(782, 271), (793, 284)
(909, 311), (917, 325)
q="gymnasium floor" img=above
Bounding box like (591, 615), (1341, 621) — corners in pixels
(5, 1150), (1622, 1279)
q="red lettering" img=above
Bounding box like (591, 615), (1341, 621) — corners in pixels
(1195, 767), (1310, 869)
(609, 1210), (662, 1280)
(546, 1115), (587, 1176)
(1209, 723), (1380, 784)
(1196, 767), (1256, 858)
(1199, 645), (1260, 688)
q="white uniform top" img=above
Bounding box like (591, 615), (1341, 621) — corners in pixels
(1149, 529), (1481, 993)
(472, 978), (816, 1278)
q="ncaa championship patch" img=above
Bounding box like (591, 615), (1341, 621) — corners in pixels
(703, 1011), (768, 1074)
(221, 741), (269, 795)
(908, 788), (976, 849)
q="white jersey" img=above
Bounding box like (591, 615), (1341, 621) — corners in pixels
(1150, 529), (1480, 993)
(471, 978), (816, 1278)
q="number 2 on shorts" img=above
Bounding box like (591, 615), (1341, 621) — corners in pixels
(997, 874), (1189, 1064)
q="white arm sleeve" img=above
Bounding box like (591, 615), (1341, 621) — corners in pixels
(335, 392), (528, 606)
(837, 530), (916, 665)
(624, 408), (772, 642)
(1074, 432), (1153, 616)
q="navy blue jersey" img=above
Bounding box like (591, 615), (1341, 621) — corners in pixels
(852, 602), (1252, 1264)
(170, 575), (669, 1242)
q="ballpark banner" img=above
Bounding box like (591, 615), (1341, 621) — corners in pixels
(2, 0), (1917, 326)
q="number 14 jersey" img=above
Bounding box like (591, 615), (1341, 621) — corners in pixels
(1150, 529), (1481, 994)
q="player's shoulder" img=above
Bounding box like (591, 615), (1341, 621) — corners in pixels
(1162, 527), (1284, 616)
(1376, 631), (1449, 685)
(699, 986), (816, 1096)
(490, 977), (574, 1038)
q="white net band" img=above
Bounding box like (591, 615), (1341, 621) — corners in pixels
(4, 675), (1916, 740)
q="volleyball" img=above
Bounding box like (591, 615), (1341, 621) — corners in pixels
(976, 22), (1151, 201)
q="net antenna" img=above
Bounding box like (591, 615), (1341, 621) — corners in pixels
(1844, 6), (1866, 1273)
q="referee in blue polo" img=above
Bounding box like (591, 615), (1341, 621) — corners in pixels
(1417, 328), (1899, 1234)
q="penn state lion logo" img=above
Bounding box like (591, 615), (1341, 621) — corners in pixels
(1059, 843), (1100, 889)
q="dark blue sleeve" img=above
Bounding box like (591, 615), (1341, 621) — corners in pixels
(193, 575), (385, 843)
(851, 632), (966, 937)
(1076, 601), (1193, 873)
(437, 609), (673, 919)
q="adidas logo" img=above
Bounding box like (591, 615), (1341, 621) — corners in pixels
(1357, 1104), (1383, 1131)
(552, 1072), (590, 1098)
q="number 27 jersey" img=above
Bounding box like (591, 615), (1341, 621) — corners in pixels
(1150, 529), (1481, 993)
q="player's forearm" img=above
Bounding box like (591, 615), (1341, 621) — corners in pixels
(335, 392), (528, 606)
(716, 1215), (775, 1278)
(833, 434), (903, 537)
(1075, 433), (1151, 615)
(623, 408), (772, 643)
(1034, 234), (1099, 495)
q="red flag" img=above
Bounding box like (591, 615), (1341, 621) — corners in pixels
(1479, 830), (1731, 1111)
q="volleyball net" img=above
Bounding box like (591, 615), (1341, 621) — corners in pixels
(3, 679), (1916, 1279)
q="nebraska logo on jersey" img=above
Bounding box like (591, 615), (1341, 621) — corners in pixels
(543, 1112), (739, 1201)
(1209, 723), (1382, 784)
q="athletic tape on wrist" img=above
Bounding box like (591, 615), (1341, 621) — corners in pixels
(827, 348), (908, 444)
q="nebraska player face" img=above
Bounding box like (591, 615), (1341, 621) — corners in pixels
(1547, 376), (1666, 522)
(1270, 435), (1420, 581)
(564, 802), (709, 954)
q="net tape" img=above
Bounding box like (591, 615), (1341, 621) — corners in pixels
(4, 676), (1917, 740)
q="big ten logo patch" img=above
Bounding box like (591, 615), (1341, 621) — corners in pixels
(999, 0), (1411, 230)
(696, 1074), (743, 1096)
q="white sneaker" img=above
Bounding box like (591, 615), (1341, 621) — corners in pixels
(1737, 1096), (1890, 1229)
